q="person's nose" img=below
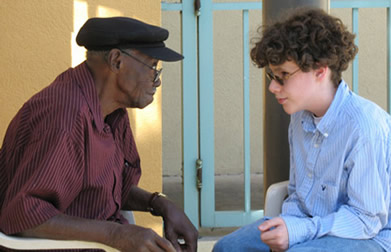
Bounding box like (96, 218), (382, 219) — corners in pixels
(268, 80), (281, 94)
(154, 78), (161, 88)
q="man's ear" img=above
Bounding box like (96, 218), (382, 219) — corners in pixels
(107, 49), (122, 73)
(314, 65), (328, 81)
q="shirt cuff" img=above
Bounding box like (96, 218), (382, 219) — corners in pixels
(281, 215), (311, 247)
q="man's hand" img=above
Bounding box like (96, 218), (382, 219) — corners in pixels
(109, 224), (176, 252)
(123, 186), (198, 251)
(258, 217), (289, 252)
(157, 199), (198, 252)
(19, 213), (177, 252)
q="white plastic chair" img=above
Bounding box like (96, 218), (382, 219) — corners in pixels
(0, 211), (135, 251)
(0, 182), (290, 250)
(264, 180), (289, 217)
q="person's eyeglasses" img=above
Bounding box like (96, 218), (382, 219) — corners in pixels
(120, 50), (162, 83)
(266, 68), (300, 85)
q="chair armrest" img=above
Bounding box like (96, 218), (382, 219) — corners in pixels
(264, 180), (289, 217)
(0, 231), (119, 251)
(0, 211), (135, 251)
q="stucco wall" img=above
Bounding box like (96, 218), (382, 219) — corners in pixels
(0, 0), (163, 234)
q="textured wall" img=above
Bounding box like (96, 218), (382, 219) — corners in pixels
(0, 0), (163, 234)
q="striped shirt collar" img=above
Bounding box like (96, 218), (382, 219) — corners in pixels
(301, 80), (350, 136)
(73, 61), (106, 132)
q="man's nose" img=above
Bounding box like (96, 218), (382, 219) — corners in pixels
(268, 79), (281, 94)
(154, 78), (162, 88)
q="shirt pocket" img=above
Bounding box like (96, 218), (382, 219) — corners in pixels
(312, 182), (340, 216)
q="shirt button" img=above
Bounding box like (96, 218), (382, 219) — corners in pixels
(124, 161), (130, 167)
(308, 173), (312, 178)
(323, 133), (329, 137)
(104, 125), (111, 133)
(314, 144), (319, 148)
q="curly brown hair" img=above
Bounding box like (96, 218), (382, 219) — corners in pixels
(250, 8), (358, 86)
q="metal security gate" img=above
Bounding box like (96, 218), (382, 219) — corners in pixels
(197, 1), (264, 228)
(162, 0), (264, 228)
(162, 0), (391, 229)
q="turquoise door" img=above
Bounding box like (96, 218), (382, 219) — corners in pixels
(197, 0), (264, 228)
(162, 0), (265, 228)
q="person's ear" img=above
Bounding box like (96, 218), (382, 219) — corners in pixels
(107, 49), (122, 73)
(314, 65), (328, 81)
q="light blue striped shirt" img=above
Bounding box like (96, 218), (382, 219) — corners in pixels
(280, 80), (391, 251)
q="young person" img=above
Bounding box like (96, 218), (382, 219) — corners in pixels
(214, 8), (391, 252)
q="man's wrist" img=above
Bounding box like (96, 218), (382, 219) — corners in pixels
(147, 192), (167, 216)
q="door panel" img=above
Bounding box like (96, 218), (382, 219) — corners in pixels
(162, 0), (265, 228)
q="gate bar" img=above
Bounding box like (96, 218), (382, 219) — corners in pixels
(243, 9), (251, 213)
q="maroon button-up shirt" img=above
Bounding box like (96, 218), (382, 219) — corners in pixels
(0, 62), (142, 236)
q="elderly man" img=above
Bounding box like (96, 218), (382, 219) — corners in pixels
(0, 17), (197, 252)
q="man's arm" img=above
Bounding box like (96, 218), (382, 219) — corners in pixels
(123, 185), (198, 252)
(18, 213), (176, 252)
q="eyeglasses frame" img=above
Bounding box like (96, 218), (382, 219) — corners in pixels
(119, 49), (162, 83)
(266, 68), (301, 85)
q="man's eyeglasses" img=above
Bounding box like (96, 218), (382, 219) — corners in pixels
(120, 50), (162, 83)
(266, 68), (300, 85)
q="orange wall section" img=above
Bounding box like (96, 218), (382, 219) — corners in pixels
(0, 0), (163, 235)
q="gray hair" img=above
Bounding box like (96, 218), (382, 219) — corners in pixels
(86, 50), (110, 63)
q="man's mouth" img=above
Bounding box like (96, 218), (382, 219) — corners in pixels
(149, 88), (157, 95)
(277, 97), (287, 104)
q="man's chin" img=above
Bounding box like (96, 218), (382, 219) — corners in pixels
(139, 99), (154, 109)
(282, 106), (296, 115)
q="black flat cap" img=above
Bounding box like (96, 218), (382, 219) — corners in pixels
(76, 17), (183, 62)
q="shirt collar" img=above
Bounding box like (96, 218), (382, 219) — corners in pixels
(301, 80), (350, 135)
(73, 61), (105, 132)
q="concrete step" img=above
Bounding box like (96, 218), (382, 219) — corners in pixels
(163, 173), (264, 211)
(164, 174), (263, 251)
(198, 237), (218, 252)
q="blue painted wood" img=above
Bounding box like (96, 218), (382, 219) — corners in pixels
(213, 210), (264, 227)
(181, 0), (200, 229)
(331, 0), (391, 8)
(161, 2), (182, 11)
(352, 8), (359, 93)
(199, 0), (216, 227)
(243, 10), (251, 214)
(388, 8), (391, 113)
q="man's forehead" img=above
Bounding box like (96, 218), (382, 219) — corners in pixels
(269, 61), (298, 71)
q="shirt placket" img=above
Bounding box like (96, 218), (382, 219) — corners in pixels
(303, 131), (323, 207)
(103, 124), (122, 221)
(113, 147), (126, 223)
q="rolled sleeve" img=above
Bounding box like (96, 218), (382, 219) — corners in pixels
(0, 129), (84, 234)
